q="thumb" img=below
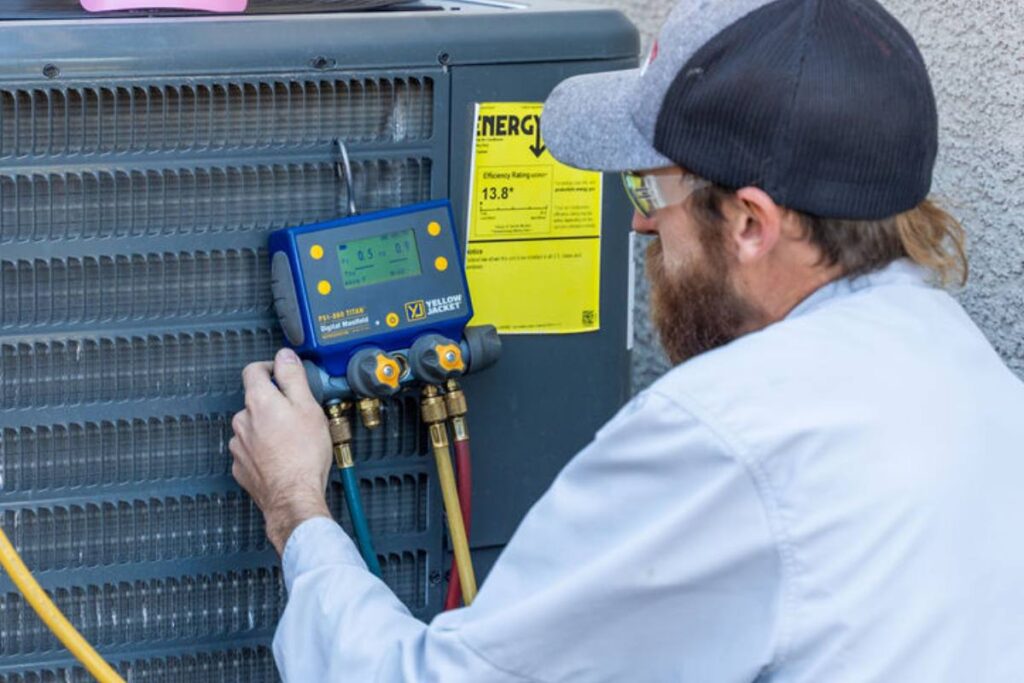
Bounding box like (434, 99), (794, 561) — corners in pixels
(273, 348), (317, 406)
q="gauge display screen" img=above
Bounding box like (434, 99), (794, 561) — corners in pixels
(338, 229), (422, 289)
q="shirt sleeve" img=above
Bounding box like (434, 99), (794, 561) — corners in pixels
(273, 390), (783, 682)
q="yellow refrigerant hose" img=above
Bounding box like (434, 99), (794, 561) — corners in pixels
(421, 385), (477, 604)
(431, 436), (478, 604)
(0, 526), (126, 683)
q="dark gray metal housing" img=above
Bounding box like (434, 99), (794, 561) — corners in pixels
(0, 2), (637, 679)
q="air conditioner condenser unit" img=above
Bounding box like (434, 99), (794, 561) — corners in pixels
(0, 2), (637, 679)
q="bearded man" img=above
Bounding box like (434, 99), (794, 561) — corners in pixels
(229, 0), (1024, 680)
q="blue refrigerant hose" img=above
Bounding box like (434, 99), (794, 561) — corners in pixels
(340, 466), (383, 577)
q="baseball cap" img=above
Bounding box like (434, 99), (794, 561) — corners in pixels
(541, 0), (938, 220)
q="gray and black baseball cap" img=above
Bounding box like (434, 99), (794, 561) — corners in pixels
(542, 0), (939, 220)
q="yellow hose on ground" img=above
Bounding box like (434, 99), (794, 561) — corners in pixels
(0, 526), (125, 683)
(431, 437), (478, 604)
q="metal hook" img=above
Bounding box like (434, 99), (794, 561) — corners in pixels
(334, 138), (358, 217)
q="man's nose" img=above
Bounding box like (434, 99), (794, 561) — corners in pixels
(632, 210), (657, 235)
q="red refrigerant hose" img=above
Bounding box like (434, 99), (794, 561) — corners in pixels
(444, 437), (473, 610)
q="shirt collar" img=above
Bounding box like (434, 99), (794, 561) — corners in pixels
(786, 259), (932, 320)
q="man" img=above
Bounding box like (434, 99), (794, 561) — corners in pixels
(229, 0), (1024, 680)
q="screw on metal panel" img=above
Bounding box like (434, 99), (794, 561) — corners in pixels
(429, 569), (443, 585)
(437, 52), (451, 66)
(311, 56), (335, 70)
(42, 64), (60, 79)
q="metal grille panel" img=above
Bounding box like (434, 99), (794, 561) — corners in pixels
(117, 647), (279, 683)
(0, 646), (277, 683)
(1, 250), (270, 327)
(0, 328), (280, 408)
(2, 471), (430, 571)
(0, 415), (233, 492)
(0, 77), (434, 158)
(0, 568), (284, 656)
(330, 473), (430, 536)
(0, 550), (429, 660)
(379, 551), (429, 610)
(0, 160), (433, 244)
(0, 397), (424, 494)
(0, 24), (447, 680)
(3, 494), (269, 571)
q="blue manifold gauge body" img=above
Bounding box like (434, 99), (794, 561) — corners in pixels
(268, 199), (473, 377)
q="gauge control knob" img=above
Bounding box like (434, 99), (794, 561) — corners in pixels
(347, 348), (402, 398)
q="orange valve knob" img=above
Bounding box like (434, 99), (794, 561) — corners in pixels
(409, 334), (466, 385)
(375, 354), (402, 391)
(436, 344), (465, 373)
(347, 348), (402, 398)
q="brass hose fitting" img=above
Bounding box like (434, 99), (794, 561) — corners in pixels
(357, 397), (383, 430)
(325, 401), (355, 469)
(444, 378), (469, 443)
(421, 384), (449, 432)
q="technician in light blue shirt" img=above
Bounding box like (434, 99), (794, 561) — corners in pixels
(228, 0), (1024, 680)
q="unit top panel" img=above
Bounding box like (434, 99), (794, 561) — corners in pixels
(0, 0), (638, 78)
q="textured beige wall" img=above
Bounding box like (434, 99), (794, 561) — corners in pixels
(565, 0), (1024, 390)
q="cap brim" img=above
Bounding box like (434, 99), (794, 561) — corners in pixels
(541, 68), (672, 173)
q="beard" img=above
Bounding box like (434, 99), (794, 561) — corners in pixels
(645, 232), (760, 366)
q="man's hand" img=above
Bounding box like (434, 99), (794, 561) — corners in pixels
(230, 348), (333, 555)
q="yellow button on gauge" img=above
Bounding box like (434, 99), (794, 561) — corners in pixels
(385, 312), (400, 328)
(310, 244), (325, 260)
(427, 221), (442, 237)
(434, 256), (449, 272)
(317, 280), (332, 295)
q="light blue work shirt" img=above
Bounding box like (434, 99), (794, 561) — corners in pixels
(273, 260), (1024, 682)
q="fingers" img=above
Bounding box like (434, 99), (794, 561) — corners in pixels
(242, 361), (274, 392)
(271, 348), (317, 406)
(242, 360), (278, 410)
(231, 410), (251, 440)
(228, 434), (250, 488)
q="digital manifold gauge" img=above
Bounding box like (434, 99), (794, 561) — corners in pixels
(269, 200), (473, 379)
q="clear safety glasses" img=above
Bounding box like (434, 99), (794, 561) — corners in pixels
(621, 170), (711, 218)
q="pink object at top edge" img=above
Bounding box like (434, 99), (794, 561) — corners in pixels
(81, 0), (248, 12)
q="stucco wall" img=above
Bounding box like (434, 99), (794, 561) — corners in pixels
(566, 0), (1024, 391)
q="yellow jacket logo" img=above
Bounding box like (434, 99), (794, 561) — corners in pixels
(404, 300), (426, 321)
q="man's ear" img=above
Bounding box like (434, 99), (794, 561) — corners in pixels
(724, 187), (784, 265)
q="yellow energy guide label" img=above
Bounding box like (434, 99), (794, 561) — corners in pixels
(465, 102), (602, 334)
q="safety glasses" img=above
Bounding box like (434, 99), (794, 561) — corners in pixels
(621, 170), (711, 218)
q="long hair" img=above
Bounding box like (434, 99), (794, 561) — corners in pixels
(689, 185), (968, 286)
